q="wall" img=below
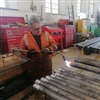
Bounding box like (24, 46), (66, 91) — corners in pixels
(93, 0), (100, 18)
(81, 0), (100, 19)
(0, 0), (100, 24)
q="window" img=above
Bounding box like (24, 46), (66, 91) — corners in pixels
(90, 0), (94, 16)
(0, 0), (5, 7)
(77, 0), (81, 16)
(0, 0), (18, 9)
(45, 0), (58, 14)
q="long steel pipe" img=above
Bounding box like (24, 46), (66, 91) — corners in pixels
(75, 37), (100, 51)
(74, 57), (100, 68)
(75, 37), (100, 48)
(33, 83), (67, 100)
(48, 75), (100, 99)
(52, 72), (100, 95)
(35, 79), (79, 100)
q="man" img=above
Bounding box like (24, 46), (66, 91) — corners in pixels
(20, 15), (57, 83)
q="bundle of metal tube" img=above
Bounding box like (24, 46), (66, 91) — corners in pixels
(33, 67), (100, 100)
(74, 57), (100, 68)
(87, 41), (100, 50)
(75, 37), (100, 48)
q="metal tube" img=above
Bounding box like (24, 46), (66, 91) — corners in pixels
(71, 63), (100, 74)
(33, 65), (100, 100)
(50, 74), (100, 99)
(50, 74), (99, 99)
(55, 69), (100, 91)
(54, 70), (100, 94)
(75, 37), (100, 47)
(55, 69), (100, 90)
(57, 68), (100, 86)
(41, 78), (84, 100)
(44, 76), (97, 100)
(74, 57), (100, 68)
(33, 84), (66, 100)
(75, 37), (100, 51)
(35, 80), (70, 100)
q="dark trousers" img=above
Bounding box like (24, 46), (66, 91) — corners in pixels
(29, 58), (52, 83)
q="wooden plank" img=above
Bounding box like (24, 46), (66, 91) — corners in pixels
(8, 85), (33, 100)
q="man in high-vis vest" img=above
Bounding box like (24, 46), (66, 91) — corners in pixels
(20, 15), (57, 99)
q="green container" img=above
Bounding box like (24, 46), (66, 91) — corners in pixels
(90, 24), (98, 34)
(94, 27), (100, 37)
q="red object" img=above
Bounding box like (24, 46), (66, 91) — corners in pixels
(0, 16), (24, 25)
(42, 25), (63, 50)
(21, 26), (30, 35)
(58, 19), (69, 25)
(0, 16), (29, 53)
(0, 27), (29, 53)
(60, 25), (74, 48)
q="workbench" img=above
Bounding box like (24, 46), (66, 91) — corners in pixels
(0, 55), (33, 100)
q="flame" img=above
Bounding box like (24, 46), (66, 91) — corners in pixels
(65, 60), (71, 68)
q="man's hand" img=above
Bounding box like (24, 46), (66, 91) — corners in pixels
(41, 48), (51, 54)
(27, 49), (36, 58)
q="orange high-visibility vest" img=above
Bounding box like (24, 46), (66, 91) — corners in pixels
(20, 31), (57, 57)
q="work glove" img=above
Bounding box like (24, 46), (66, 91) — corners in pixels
(27, 49), (37, 58)
(41, 48), (51, 54)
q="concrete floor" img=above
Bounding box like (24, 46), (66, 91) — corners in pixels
(52, 46), (100, 70)
(28, 46), (100, 100)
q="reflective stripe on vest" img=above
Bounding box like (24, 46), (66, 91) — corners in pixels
(23, 35), (29, 46)
(45, 31), (49, 42)
(23, 32), (57, 49)
(45, 31), (57, 50)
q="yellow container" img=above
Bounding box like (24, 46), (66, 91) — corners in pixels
(77, 19), (88, 33)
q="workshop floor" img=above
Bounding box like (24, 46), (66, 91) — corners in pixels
(28, 46), (100, 100)
(52, 46), (100, 70)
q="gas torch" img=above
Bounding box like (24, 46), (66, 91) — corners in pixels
(12, 49), (71, 67)
(56, 51), (71, 68)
